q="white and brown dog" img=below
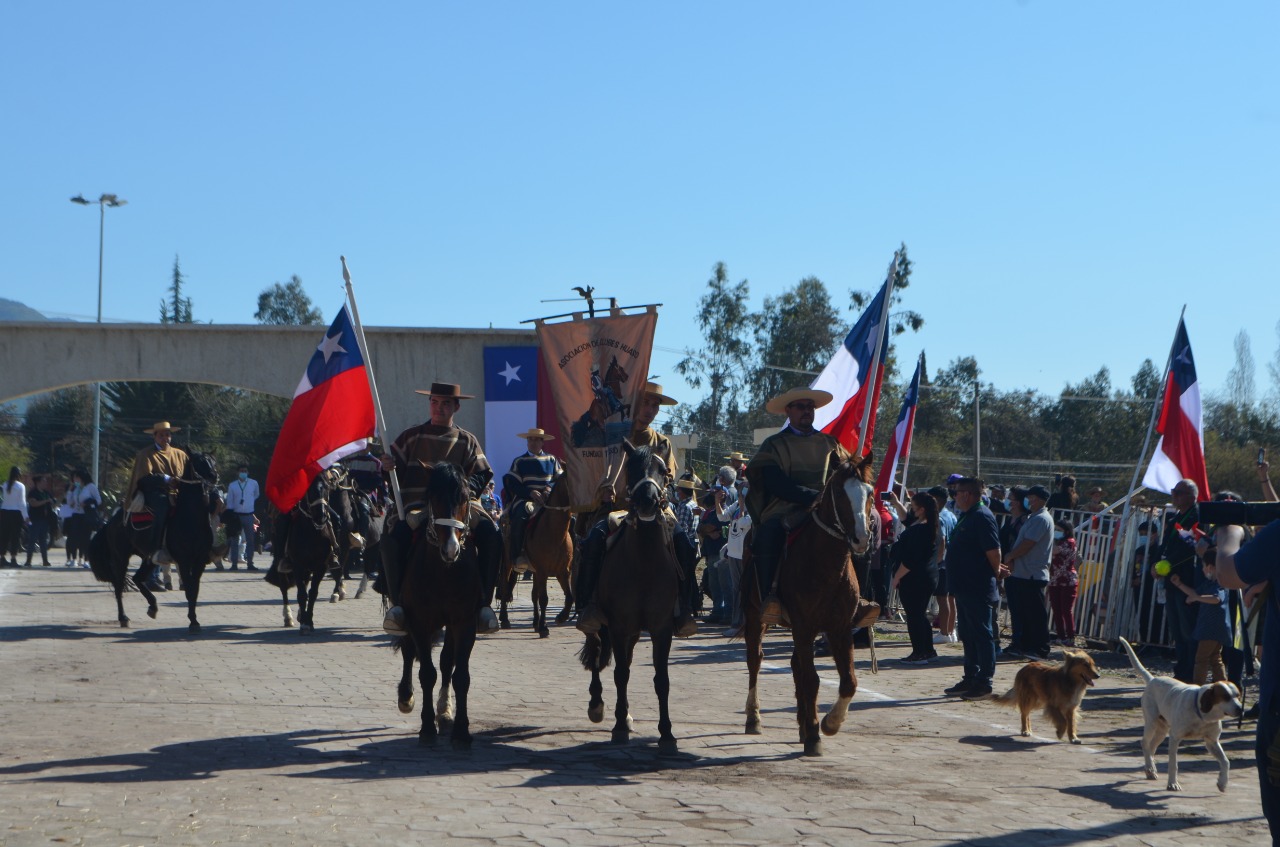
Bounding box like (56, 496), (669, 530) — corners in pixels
(1119, 637), (1243, 792)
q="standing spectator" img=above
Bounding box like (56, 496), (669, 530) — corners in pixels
(1046, 474), (1078, 515)
(891, 491), (940, 664)
(930, 485), (958, 644)
(988, 484), (1009, 516)
(224, 464), (260, 571)
(1002, 484), (1054, 660)
(1048, 519), (1081, 645)
(69, 469), (100, 568)
(1159, 478), (1202, 682)
(724, 451), (749, 481)
(1080, 486), (1108, 514)
(0, 466), (30, 567)
(1131, 519), (1165, 642)
(23, 475), (55, 567)
(714, 485), (751, 628)
(942, 477), (1007, 699)
(1169, 549), (1230, 684)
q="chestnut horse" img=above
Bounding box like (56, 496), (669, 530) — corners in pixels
(577, 441), (681, 755)
(742, 453), (876, 756)
(394, 462), (482, 749)
(498, 479), (575, 636)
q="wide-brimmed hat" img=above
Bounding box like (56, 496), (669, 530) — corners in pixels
(142, 421), (181, 434)
(414, 382), (475, 400)
(515, 428), (555, 441)
(675, 479), (699, 491)
(642, 382), (677, 405)
(724, 451), (749, 463)
(765, 387), (833, 415)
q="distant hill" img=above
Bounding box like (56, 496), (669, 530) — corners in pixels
(0, 298), (47, 321)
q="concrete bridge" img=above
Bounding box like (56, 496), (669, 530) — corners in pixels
(0, 321), (536, 441)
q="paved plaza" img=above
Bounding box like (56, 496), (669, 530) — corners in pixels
(0, 550), (1270, 846)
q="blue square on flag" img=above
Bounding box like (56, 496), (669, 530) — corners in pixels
(484, 347), (539, 402)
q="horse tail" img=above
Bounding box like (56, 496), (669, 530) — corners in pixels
(391, 634), (411, 656)
(86, 515), (116, 584)
(577, 630), (611, 672)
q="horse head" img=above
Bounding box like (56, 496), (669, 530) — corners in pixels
(831, 452), (875, 555)
(621, 439), (667, 522)
(425, 462), (470, 563)
(187, 452), (219, 485)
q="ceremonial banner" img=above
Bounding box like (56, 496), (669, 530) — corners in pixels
(535, 310), (657, 509)
(483, 345), (540, 485)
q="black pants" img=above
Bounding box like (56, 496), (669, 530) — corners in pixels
(1005, 576), (1050, 655)
(0, 510), (23, 560)
(899, 572), (938, 657)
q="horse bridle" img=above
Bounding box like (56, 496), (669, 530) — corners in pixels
(810, 471), (870, 553)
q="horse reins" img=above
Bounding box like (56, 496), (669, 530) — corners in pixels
(810, 473), (869, 553)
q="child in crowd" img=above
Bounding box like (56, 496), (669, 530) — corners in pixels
(1048, 519), (1080, 645)
(1170, 548), (1230, 684)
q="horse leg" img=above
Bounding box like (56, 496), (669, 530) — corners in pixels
(355, 570), (369, 600)
(449, 625), (476, 751)
(652, 628), (677, 756)
(554, 570), (573, 625)
(280, 584), (294, 628)
(610, 633), (636, 744)
(182, 561), (202, 634)
(534, 574), (549, 638)
(136, 561), (159, 620)
(416, 634), (439, 746)
(820, 630), (858, 738)
(791, 629), (822, 756)
(744, 604), (765, 734)
(302, 571), (324, 634)
(115, 576), (130, 628)
(498, 571), (517, 629)
(397, 637), (416, 714)
(585, 631), (606, 724)
(437, 629), (456, 732)
(330, 569), (345, 603)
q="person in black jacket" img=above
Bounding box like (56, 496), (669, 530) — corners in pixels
(891, 491), (941, 664)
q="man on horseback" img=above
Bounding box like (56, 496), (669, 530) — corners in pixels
(745, 388), (849, 626)
(504, 428), (563, 571)
(576, 381), (699, 638)
(379, 382), (502, 636)
(125, 421), (190, 565)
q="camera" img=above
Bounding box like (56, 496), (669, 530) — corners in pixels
(1197, 500), (1280, 527)
(879, 492), (892, 502)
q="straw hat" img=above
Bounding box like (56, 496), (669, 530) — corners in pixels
(142, 421), (181, 434)
(676, 479), (699, 491)
(515, 428), (555, 441)
(642, 382), (677, 405)
(724, 451), (749, 463)
(414, 382), (475, 399)
(765, 387), (833, 415)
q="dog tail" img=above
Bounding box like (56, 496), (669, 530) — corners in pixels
(989, 687), (1017, 706)
(1117, 637), (1154, 683)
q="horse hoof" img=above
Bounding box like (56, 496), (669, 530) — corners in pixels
(330, 594), (338, 604)
(803, 739), (823, 757)
(437, 717), (454, 735)
(146, 606), (158, 620)
(538, 628), (550, 638)
(588, 702), (604, 724)
(398, 698), (415, 714)
(745, 720), (762, 735)
(300, 624), (314, 635)
(658, 737), (679, 757)
(120, 619), (130, 629)
(820, 715), (841, 737)
(354, 588), (365, 600)
(611, 730), (629, 745)
(188, 621), (201, 634)
(499, 619), (511, 630)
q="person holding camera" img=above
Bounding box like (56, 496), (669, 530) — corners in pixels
(1159, 479), (1203, 682)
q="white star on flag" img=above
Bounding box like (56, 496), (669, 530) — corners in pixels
(499, 361), (522, 385)
(317, 331), (347, 363)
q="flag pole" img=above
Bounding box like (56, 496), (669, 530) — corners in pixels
(341, 256), (405, 522)
(897, 352), (923, 497)
(1122, 304), (1187, 506)
(853, 251), (899, 457)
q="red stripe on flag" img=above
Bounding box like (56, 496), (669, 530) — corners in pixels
(535, 352), (564, 460)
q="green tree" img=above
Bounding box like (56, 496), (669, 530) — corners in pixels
(849, 243), (924, 338)
(750, 276), (840, 422)
(673, 263), (753, 434)
(20, 387), (93, 475)
(0, 405), (32, 476)
(159, 255), (194, 324)
(256, 275), (324, 325)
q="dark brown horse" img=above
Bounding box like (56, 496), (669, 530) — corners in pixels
(742, 454), (876, 756)
(577, 440), (680, 755)
(266, 466), (355, 634)
(498, 479), (575, 636)
(88, 452), (222, 632)
(394, 462), (481, 749)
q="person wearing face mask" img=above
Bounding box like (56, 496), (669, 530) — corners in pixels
(224, 464), (260, 571)
(1001, 484), (1054, 660)
(1130, 519), (1165, 642)
(1048, 520), (1081, 645)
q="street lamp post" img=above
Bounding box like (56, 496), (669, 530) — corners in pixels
(70, 193), (127, 485)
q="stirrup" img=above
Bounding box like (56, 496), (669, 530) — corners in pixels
(674, 614), (698, 639)
(576, 605), (606, 634)
(761, 595), (785, 627)
(383, 606), (407, 636)
(853, 599), (881, 629)
(513, 555), (531, 574)
(477, 606), (500, 633)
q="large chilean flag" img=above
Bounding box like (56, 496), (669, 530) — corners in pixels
(266, 305), (377, 511)
(874, 354), (922, 495)
(811, 277), (891, 455)
(1142, 319), (1210, 501)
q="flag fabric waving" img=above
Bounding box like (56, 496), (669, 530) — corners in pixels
(811, 277), (891, 455)
(874, 355), (922, 495)
(266, 305), (377, 511)
(1142, 318), (1210, 500)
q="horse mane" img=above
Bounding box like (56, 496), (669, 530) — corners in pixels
(428, 462), (469, 515)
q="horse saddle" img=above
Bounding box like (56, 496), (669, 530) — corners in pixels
(128, 509), (155, 532)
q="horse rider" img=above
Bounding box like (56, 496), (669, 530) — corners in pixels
(745, 387), (850, 626)
(575, 381), (699, 639)
(379, 382), (502, 636)
(125, 421), (190, 564)
(504, 428), (564, 571)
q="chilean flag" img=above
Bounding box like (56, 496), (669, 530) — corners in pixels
(266, 305), (377, 511)
(1142, 319), (1210, 501)
(874, 354), (921, 495)
(811, 277), (890, 455)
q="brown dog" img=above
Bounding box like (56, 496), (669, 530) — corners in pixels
(987, 650), (1101, 742)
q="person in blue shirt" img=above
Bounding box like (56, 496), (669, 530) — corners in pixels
(1169, 550), (1230, 684)
(504, 428), (563, 569)
(941, 477), (1008, 700)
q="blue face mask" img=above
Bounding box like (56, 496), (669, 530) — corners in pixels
(1054, 531), (1065, 541)
(1002, 498), (1011, 510)
(1023, 497), (1031, 510)
(238, 472), (248, 481)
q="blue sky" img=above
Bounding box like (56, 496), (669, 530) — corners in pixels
(4, 2), (1277, 428)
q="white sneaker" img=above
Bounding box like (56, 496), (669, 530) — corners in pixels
(478, 606), (500, 633)
(383, 606), (407, 636)
(932, 632), (950, 644)
(949, 631), (959, 643)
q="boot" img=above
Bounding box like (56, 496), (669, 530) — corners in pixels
(673, 532), (698, 638)
(575, 526), (607, 634)
(756, 554), (784, 626)
(380, 527), (406, 635)
(475, 525), (502, 634)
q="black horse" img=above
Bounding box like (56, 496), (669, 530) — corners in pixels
(88, 452), (222, 632)
(265, 466), (356, 634)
